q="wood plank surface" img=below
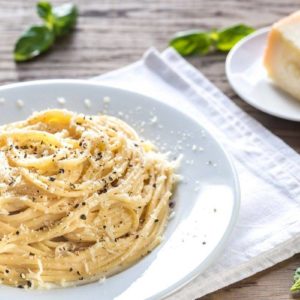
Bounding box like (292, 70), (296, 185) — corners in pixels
(0, 0), (299, 299)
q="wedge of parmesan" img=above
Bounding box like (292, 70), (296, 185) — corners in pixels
(264, 11), (300, 101)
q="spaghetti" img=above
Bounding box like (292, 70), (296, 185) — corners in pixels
(0, 109), (175, 289)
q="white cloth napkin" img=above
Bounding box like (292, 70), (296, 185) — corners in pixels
(93, 48), (300, 299)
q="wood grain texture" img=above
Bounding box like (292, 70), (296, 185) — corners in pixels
(0, 0), (299, 299)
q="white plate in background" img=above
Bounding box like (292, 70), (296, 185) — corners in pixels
(0, 80), (240, 300)
(226, 27), (300, 122)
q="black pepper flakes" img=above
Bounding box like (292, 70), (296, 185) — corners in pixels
(26, 280), (32, 288)
(97, 188), (107, 195)
(80, 214), (86, 220)
(17, 285), (24, 289)
(154, 219), (159, 223)
(58, 168), (65, 174)
(49, 177), (55, 182)
(169, 202), (175, 209)
(95, 152), (102, 161)
(16, 231), (19, 235)
(69, 268), (73, 272)
(111, 179), (118, 187)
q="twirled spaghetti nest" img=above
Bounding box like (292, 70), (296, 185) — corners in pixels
(0, 109), (175, 289)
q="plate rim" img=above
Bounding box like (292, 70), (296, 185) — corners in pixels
(226, 27), (300, 122)
(0, 79), (240, 300)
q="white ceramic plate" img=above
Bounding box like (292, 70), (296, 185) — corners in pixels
(226, 27), (300, 122)
(0, 80), (240, 300)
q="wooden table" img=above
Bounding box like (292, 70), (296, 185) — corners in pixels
(1, 0), (299, 299)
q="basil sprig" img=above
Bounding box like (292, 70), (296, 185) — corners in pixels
(14, 2), (77, 62)
(169, 24), (255, 56)
(291, 268), (300, 297)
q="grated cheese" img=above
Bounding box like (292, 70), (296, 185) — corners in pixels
(57, 97), (66, 105)
(16, 99), (24, 108)
(84, 98), (91, 108)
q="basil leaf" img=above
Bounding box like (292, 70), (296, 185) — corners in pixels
(169, 31), (211, 56)
(291, 268), (300, 294)
(216, 24), (255, 52)
(14, 25), (55, 62)
(169, 24), (254, 57)
(52, 3), (77, 37)
(14, 2), (78, 62)
(37, 1), (53, 24)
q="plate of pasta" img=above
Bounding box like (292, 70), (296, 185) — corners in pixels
(0, 80), (239, 300)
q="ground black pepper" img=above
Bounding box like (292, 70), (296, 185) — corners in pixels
(169, 202), (175, 209)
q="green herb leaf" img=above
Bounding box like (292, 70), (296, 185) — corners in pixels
(14, 2), (78, 62)
(14, 25), (55, 62)
(216, 24), (255, 52)
(169, 24), (255, 57)
(37, 1), (53, 23)
(52, 3), (77, 37)
(291, 268), (300, 294)
(169, 31), (211, 56)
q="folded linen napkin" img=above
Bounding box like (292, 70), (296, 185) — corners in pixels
(93, 48), (300, 299)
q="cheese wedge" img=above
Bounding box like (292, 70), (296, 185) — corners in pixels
(264, 11), (300, 101)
